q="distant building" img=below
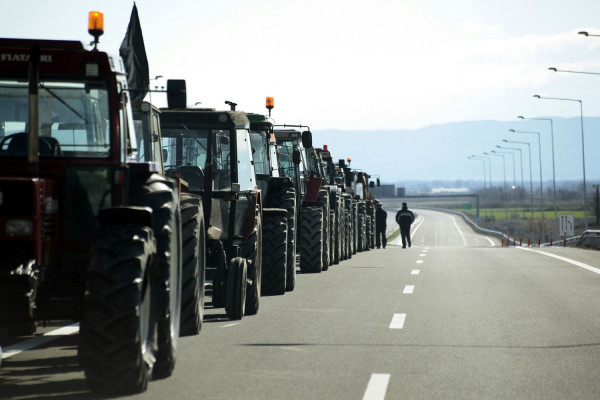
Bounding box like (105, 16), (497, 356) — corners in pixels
(370, 184), (396, 198)
(431, 187), (470, 194)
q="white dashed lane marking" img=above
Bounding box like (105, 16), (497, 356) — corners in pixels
(416, 260), (423, 264)
(2, 324), (79, 360)
(411, 269), (420, 275)
(389, 313), (406, 329)
(403, 285), (414, 294)
(363, 373), (390, 400)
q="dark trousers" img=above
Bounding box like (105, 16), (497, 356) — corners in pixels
(400, 224), (411, 247)
(376, 228), (386, 248)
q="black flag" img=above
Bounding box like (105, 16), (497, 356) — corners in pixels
(119, 3), (149, 102)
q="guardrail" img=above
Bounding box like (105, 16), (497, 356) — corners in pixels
(416, 207), (597, 249)
(576, 230), (600, 250)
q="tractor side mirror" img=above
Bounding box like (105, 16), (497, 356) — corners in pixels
(293, 148), (301, 165)
(369, 181), (374, 188)
(377, 178), (380, 187)
(301, 130), (312, 148)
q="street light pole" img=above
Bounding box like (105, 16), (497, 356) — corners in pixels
(468, 156), (486, 223)
(497, 146), (525, 218)
(533, 95), (588, 231)
(503, 140), (534, 232)
(510, 129), (545, 241)
(485, 151), (508, 223)
(518, 115), (557, 240)
(474, 154), (493, 219)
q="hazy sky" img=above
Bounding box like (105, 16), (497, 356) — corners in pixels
(3, 0), (600, 132)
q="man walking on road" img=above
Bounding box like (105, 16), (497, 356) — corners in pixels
(396, 202), (414, 248)
(375, 200), (387, 249)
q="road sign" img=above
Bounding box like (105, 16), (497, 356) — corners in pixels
(559, 214), (574, 237)
(462, 203), (472, 210)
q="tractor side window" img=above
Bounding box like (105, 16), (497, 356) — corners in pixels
(277, 142), (295, 180)
(249, 131), (270, 176)
(213, 130), (232, 191)
(236, 129), (256, 191)
(268, 143), (280, 178)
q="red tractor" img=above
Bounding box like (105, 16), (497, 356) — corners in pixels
(0, 14), (187, 394)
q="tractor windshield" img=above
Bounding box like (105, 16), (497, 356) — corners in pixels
(0, 79), (110, 157)
(277, 142), (297, 180)
(161, 126), (232, 191)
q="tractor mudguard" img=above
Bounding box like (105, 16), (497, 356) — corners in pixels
(98, 206), (153, 229)
(305, 177), (323, 202)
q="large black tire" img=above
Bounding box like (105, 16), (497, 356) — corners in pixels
(343, 196), (353, 259)
(317, 190), (330, 270)
(330, 210), (338, 264)
(179, 193), (206, 337)
(261, 212), (287, 296)
(299, 207), (323, 273)
(369, 213), (376, 249)
(131, 174), (182, 380)
(226, 257), (247, 320)
(267, 186), (296, 292)
(340, 205), (347, 261)
(365, 214), (372, 251)
(352, 201), (358, 254)
(82, 225), (158, 395)
(244, 209), (262, 315)
(357, 212), (366, 252)
(332, 209), (341, 264)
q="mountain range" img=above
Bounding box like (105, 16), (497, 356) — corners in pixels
(313, 117), (600, 186)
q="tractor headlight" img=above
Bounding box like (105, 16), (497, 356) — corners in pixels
(6, 219), (33, 237)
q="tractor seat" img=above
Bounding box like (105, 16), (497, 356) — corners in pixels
(177, 165), (204, 191)
(1, 133), (62, 156)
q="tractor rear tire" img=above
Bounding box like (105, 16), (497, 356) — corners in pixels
(261, 213), (287, 296)
(226, 257), (247, 320)
(131, 175), (182, 381)
(82, 225), (158, 395)
(299, 207), (323, 273)
(331, 210), (340, 265)
(179, 194), (206, 337)
(317, 190), (330, 270)
(244, 210), (262, 315)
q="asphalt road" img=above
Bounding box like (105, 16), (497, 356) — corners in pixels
(2, 207), (600, 399)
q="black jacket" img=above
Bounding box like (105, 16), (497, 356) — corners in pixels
(376, 207), (387, 228)
(395, 208), (414, 227)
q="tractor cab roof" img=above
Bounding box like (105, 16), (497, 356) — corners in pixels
(159, 108), (250, 130)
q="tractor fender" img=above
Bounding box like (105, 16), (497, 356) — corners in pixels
(98, 206), (153, 229)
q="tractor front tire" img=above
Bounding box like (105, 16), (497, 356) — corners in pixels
(82, 225), (158, 395)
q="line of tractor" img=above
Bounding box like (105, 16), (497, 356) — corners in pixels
(0, 10), (382, 394)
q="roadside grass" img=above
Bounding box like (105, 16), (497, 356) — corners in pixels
(387, 228), (400, 242)
(452, 208), (587, 220)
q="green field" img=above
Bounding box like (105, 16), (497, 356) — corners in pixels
(452, 208), (587, 221)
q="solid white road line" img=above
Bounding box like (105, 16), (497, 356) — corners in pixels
(362, 373), (391, 400)
(2, 323), (79, 360)
(389, 313), (406, 329)
(411, 269), (420, 275)
(449, 215), (468, 247)
(517, 247), (600, 275)
(403, 285), (414, 294)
